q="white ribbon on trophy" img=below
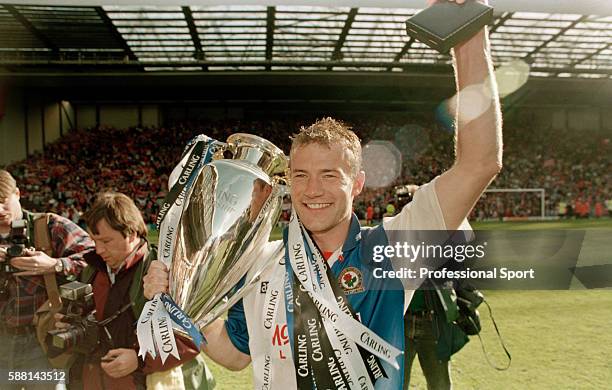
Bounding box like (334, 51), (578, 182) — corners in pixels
(138, 135), (213, 363)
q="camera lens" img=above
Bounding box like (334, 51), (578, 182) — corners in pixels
(7, 245), (25, 259)
(51, 325), (86, 351)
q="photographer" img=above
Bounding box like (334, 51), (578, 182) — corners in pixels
(0, 169), (94, 383)
(55, 192), (202, 389)
(404, 281), (469, 390)
(393, 183), (467, 389)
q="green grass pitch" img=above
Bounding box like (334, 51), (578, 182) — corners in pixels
(149, 218), (612, 389)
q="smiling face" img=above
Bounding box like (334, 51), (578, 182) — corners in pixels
(290, 142), (365, 250)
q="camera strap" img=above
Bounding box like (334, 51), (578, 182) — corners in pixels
(33, 214), (61, 312)
(42, 274), (61, 311)
(97, 302), (134, 349)
(471, 299), (512, 371)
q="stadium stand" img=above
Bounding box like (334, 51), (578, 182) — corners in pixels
(5, 117), (610, 226)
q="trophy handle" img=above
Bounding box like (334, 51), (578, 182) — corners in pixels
(272, 175), (290, 196)
(210, 141), (228, 160)
(226, 133), (288, 177)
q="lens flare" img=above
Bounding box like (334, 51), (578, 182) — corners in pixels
(362, 141), (402, 189)
(494, 59), (530, 98)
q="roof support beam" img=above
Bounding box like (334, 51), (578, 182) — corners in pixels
(489, 12), (514, 35)
(95, 7), (138, 62)
(183, 6), (206, 71)
(265, 6), (276, 71)
(328, 8), (358, 70)
(3, 5), (58, 53)
(558, 43), (611, 75)
(388, 37), (415, 71)
(524, 15), (587, 61)
(0, 59), (610, 76)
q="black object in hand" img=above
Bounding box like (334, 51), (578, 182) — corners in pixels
(405, 1), (494, 53)
(1, 219), (30, 273)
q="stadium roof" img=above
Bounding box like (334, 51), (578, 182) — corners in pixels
(0, 3), (610, 79)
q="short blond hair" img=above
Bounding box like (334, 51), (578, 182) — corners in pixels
(0, 170), (17, 202)
(84, 192), (147, 238)
(290, 118), (362, 177)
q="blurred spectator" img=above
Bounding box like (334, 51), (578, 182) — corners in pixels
(2, 117), (610, 223)
(366, 204), (374, 225)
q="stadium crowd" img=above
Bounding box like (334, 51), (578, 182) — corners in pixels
(4, 117), (611, 226)
(355, 117), (611, 221)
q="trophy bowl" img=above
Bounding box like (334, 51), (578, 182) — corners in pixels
(168, 133), (287, 329)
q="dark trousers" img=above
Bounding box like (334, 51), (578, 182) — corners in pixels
(404, 312), (452, 390)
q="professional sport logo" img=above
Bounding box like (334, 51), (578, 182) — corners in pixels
(338, 267), (364, 295)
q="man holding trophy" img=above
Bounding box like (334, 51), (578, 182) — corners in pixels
(142, 0), (502, 388)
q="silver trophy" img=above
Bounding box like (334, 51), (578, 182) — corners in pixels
(168, 133), (287, 330)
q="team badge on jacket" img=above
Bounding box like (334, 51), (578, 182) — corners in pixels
(338, 267), (364, 295)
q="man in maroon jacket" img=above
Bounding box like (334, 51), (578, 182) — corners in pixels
(56, 192), (199, 390)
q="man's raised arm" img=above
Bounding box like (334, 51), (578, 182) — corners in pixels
(435, 0), (503, 230)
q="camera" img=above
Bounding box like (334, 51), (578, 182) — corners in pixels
(1, 219), (30, 273)
(45, 281), (100, 357)
(455, 285), (484, 336)
(394, 184), (417, 209)
(456, 287), (484, 312)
